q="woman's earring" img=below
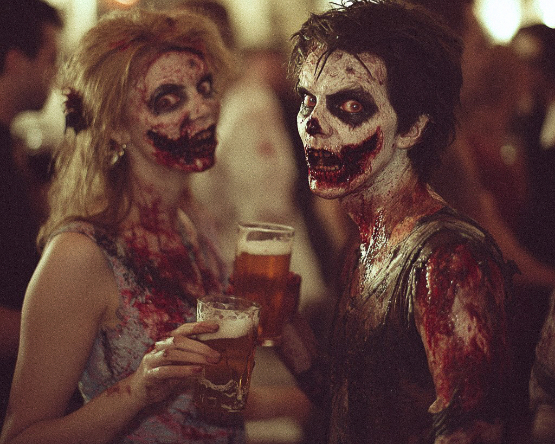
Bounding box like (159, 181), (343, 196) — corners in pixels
(111, 143), (126, 166)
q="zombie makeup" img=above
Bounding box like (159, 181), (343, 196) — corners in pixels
(296, 50), (405, 199)
(126, 50), (220, 172)
(299, 86), (379, 128)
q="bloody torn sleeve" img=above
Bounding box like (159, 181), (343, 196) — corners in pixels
(413, 241), (510, 438)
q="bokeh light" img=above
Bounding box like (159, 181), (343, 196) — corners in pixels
(475, 0), (522, 43)
(536, 0), (555, 28)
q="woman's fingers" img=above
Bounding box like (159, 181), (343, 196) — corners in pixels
(149, 322), (222, 367)
(146, 363), (203, 379)
(170, 320), (219, 337)
(148, 346), (219, 366)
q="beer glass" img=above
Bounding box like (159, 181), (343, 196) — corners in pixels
(194, 295), (260, 423)
(233, 222), (294, 346)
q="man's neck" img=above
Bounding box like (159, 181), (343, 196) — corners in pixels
(341, 168), (439, 248)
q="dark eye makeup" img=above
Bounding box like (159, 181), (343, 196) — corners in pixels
(148, 84), (185, 116)
(147, 73), (214, 116)
(327, 88), (378, 127)
(197, 74), (214, 98)
(297, 87), (315, 118)
(296, 86), (378, 127)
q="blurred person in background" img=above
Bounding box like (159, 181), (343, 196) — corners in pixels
(183, 0), (330, 315)
(410, 0), (555, 291)
(510, 24), (555, 270)
(0, 0), (62, 428)
(0, 8), (255, 444)
(513, 23), (555, 444)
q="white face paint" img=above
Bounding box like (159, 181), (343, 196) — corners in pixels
(297, 49), (409, 199)
(125, 50), (220, 172)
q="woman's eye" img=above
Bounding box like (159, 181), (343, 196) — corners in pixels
(341, 100), (363, 113)
(198, 79), (213, 97)
(153, 94), (181, 114)
(148, 84), (186, 115)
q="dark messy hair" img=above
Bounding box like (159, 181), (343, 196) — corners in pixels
(289, 0), (463, 182)
(0, 0), (62, 73)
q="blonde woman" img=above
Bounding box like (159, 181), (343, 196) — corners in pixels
(0, 8), (242, 444)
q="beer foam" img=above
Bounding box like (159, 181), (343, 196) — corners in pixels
(197, 315), (253, 340)
(237, 238), (291, 256)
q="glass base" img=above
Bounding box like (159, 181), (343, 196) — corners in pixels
(195, 402), (244, 426)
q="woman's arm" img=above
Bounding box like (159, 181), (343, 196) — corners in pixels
(0, 233), (220, 444)
(414, 242), (509, 444)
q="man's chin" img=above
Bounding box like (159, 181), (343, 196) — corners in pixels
(308, 176), (346, 200)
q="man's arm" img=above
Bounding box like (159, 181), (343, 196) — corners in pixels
(414, 242), (509, 443)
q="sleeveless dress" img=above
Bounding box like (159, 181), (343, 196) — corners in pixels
(317, 208), (513, 443)
(53, 214), (244, 443)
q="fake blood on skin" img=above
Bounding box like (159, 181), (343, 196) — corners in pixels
(148, 125), (217, 170)
(122, 198), (217, 340)
(353, 179), (433, 249)
(415, 243), (498, 410)
(131, 50), (218, 172)
(307, 127), (384, 188)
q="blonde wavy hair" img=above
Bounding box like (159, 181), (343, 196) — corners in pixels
(39, 8), (234, 249)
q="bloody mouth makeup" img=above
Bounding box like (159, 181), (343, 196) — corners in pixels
(148, 124), (217, 170)
(305, 129), (383, 185)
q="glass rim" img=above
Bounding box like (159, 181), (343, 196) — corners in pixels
(198, 294), (261, 311)
(238, 221), (294, 234)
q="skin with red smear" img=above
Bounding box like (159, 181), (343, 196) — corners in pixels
(121, 195), (219, 340)
(414, 242), (508, 413)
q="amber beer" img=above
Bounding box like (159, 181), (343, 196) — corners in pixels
(233, 222), (294, 346)
(194, 295), (260, 422)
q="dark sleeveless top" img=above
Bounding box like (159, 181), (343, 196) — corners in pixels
(324, 208), (512, 443)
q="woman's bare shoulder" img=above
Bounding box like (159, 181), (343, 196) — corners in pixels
(26, 231), (117, 320)
(40, 230), (112, 274)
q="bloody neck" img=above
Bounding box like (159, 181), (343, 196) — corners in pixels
(341, 168), (441, 253)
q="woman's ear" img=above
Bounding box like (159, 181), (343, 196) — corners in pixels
(396, 114), (429, 150)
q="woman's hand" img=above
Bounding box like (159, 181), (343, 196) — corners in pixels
(128, 321), (221, 406)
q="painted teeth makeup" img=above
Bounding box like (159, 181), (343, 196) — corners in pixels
(305, 130), (383, 183)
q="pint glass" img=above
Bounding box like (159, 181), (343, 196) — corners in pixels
(233, 222), (294, 346)
(194, 295), (260, 423)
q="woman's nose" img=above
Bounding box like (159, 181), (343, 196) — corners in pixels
(189, 94), (213, 122)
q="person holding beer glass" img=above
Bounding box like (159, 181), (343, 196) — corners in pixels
(278, 0), (515, 442)
(0, 8), (248, 444)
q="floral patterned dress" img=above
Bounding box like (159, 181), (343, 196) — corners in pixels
(54, 212), (243, 443)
